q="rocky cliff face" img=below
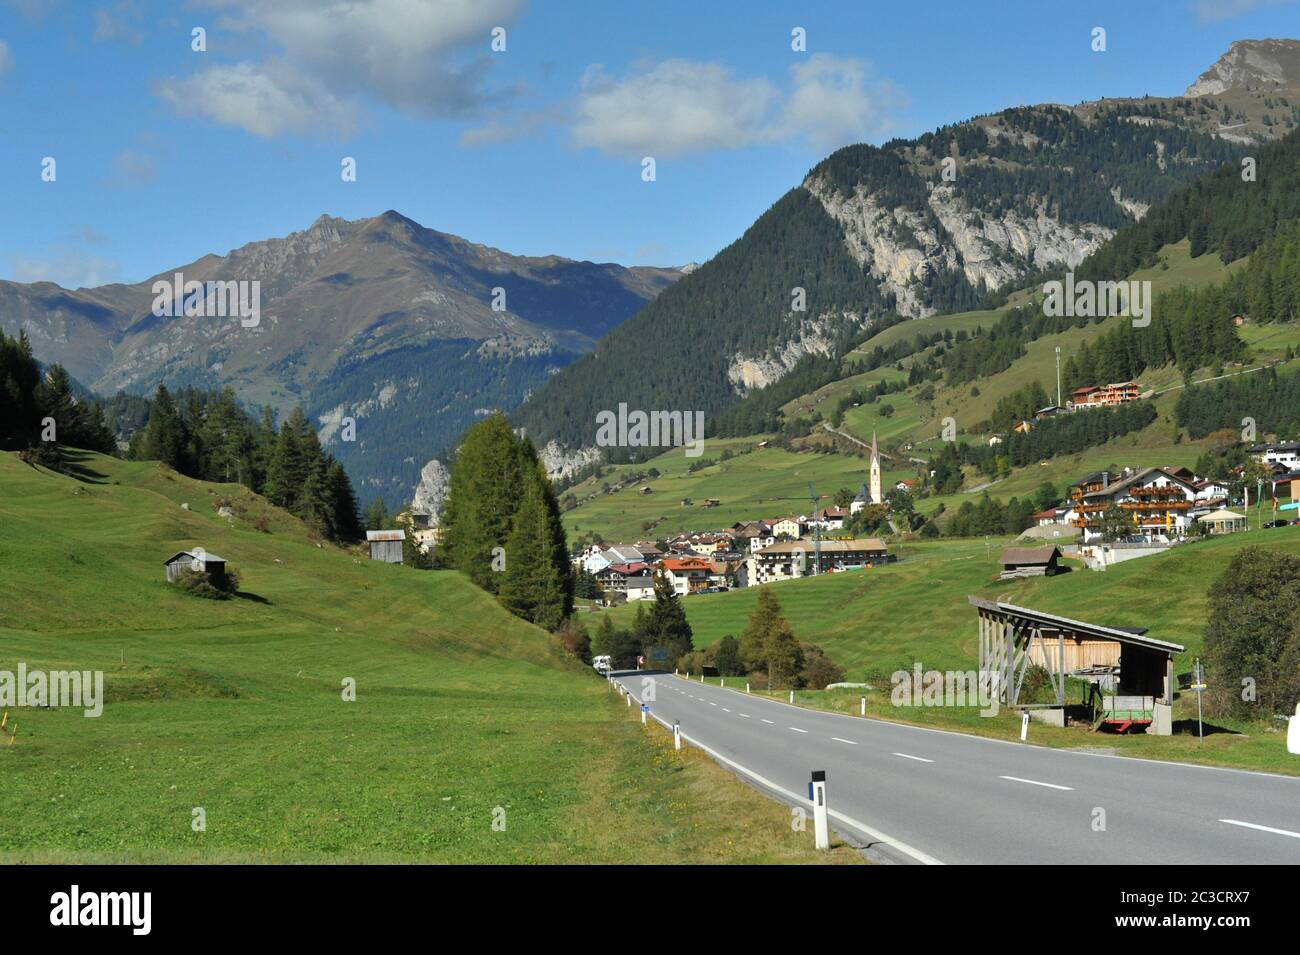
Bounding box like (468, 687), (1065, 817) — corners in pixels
(411, 458), (451, 523)
(1186, 38), (1300, 96)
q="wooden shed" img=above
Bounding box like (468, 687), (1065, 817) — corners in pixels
(968, 597), (1185, 734)
(164, 547), (227, 583)
(366, 529), (405, 564)
(999, 545), (1063, 579)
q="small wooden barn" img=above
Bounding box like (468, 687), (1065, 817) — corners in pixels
(366, 529), (405, 564)
(999, 545), (1063, 579)
(164, 547), (227, 583)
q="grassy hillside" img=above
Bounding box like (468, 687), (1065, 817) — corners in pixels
(590, 529), (1300, 774)
(0, 451), (860, 863)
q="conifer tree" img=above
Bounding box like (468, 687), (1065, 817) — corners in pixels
(439, 413), (530, 592)
(499, 474), (569, 630)
(142, 385), (188, 470)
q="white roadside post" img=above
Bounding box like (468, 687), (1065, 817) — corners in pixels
(789, 689), (794, 704)
(721, 678), (725, 688)
(1020, 710), (1030, 741)
(674, 720), (681, 751)
(700, 673), (704, 683)
(810, 770), (829, 850)
(640, 702), (648, 725)
(1289, 703), (1300, 755)
(746, 682), (751, 694)
(626, 691), (631, 707)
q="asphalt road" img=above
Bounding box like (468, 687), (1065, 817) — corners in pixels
(612, 672), (1300, 865)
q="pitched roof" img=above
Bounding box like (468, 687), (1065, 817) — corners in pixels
(661, 557), (712, 571)
(1000, 545), (1060, 566)
(163, 548), (227, 565)
(757, 538), (887, 555)
(366, 530), (406, 542)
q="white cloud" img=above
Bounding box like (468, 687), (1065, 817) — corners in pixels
(0, 40), (13, 74)
(573, 60), (781, 158)
(12, 251), (121, 289)
(571, 55), (904, 158)
(785, 54), (907, 152)
(157, 61), (356, 137)
(159, 0), (524, 135)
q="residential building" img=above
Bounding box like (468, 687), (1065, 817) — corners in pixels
(624, 577), (656, 602)
(770, 516), (803, 539)
(1070, 381), (1141, 409)
(748, 538), (889, 585)
(1249, 441), (1300, 471)
(660, 557), (713, 595)
(1066, 467), (1198, 543)
(731, 521), (775, 552)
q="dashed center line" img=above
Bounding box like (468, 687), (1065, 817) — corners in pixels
(761, 719), (775, 724)
(721, 708), (731, 713)
(1220, 819), (1300, 840)
(790, 727), (808, 734)
(999, 775), (1073, 791)
(709, 702), (718, 707)
(831, 737), (858, 745)
(893, 752), (933, 763)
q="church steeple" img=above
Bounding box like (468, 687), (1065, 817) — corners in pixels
(869, 430), (882, 505)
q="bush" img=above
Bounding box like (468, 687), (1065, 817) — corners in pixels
(746, 671), (770, 692)
(801, 647), (846, 690)
(174, 566), (240, 600)
(554, 617), (592, 664)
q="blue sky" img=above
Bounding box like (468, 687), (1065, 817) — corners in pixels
(1, 0), (1298, 288)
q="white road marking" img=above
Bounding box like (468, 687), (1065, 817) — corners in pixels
(1220, 819), (1300, 840)
(999, 775), (1073, 791)
(709, 702), (718, 707)
(721, 708), (731, 713)
(831, 737), (858, 745)
(790, 727), (808, 734)
(761, 718), (775, 724)
(625, 681), (944, 865)
(893, 752), (933, 763)
(738, 713), (751, 719)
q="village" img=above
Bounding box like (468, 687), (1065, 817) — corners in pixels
(558, 435), (1300, 602)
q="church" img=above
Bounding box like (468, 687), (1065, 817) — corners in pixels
(850, 431), (884, 514)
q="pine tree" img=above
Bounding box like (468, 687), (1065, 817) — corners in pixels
(363, 497), (390, 531)
(641, 570), (693, 665)
(439, 413), (530, 593)
(263, 407), (312, 510)
(499, 474), (570, 630)
(142, 385), (187, 470)
(325, 460), (363, 543)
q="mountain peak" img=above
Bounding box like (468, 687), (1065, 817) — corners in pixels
(1186, 38), (1300, 96)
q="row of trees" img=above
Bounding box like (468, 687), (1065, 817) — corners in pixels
(593, 585), (843, 690)
(439, 414), (575, 631)
(130, 385), (363, 543)
(0, 329), (115, 457)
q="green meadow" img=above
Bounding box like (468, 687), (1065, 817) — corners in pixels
(0, 450), (861, 863)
